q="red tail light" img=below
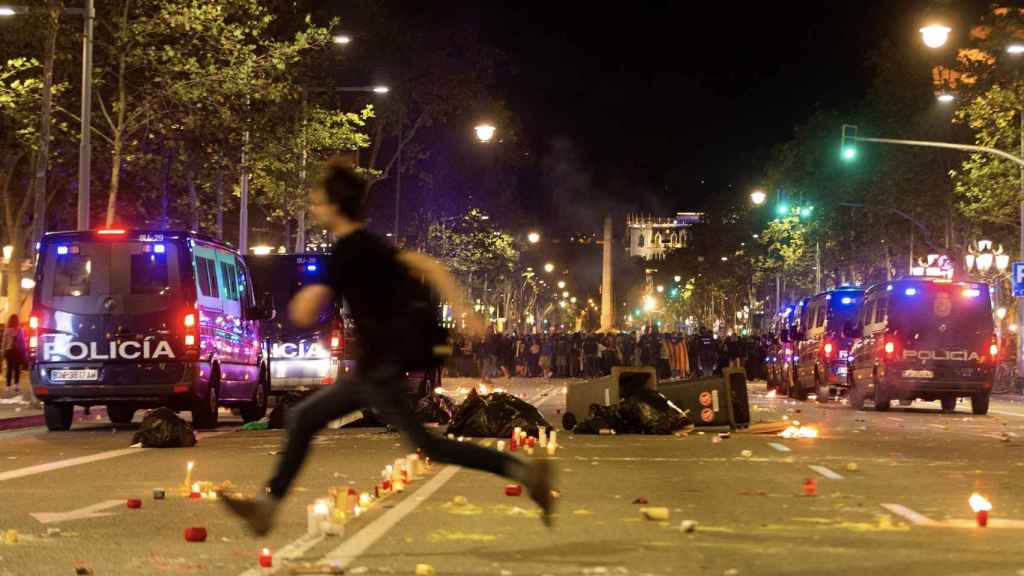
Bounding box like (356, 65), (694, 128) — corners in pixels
(822, 341), (834, 359)
(96, 228), (126, 236)
(28, 314), (39, 362)
(883, 340), (896, 355)
(183, 309), (199, 358)
(988, 336), (999, 362)
(330, 318), (344, 357)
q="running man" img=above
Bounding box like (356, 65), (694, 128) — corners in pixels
(222, 161), (555, 535)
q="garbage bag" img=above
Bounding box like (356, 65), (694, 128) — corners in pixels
(572, 403), (626, 435)
(619, 389), (692, 434)
(131, 407), (196, 447)
(268, 392), (307, 430)
(447, 390), (552, 437)
(414, 392), (455, 424)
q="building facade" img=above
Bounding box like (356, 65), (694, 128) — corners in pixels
(625, 212), (701, 260)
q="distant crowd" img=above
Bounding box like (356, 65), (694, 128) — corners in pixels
(445, 328), (766, 381)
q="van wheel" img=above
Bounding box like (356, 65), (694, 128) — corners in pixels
(44, 403), (73, 431)
(240, 367), (269, 423)
(873, 374), (891, 412)
(972, 391), (990, 415)
(107, 405), (136, 425)
(191, 371), (220, 429)
(940, 396), (957, 413)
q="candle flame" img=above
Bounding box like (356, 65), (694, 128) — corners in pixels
(191, 482), (200, 492)
(969, 493), (992, 512)
(187, 461), (194, 471)
(478, 384), (489, 394)
(313, 500), (330, 515)
(262, 547), (270, 555)
(766, 389), (777, 398)
(778, 425), (819, 439)
(359, 493), (372, 506)
(353, 506), (363, 516)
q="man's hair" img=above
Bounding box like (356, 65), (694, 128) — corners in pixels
(318, 159), (367, 220)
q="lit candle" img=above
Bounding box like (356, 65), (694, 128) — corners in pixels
(259, 547), (272, 568)
(406, 454), (419, 480)
(308, 500), (329, 536)
(546, 442), (556, 456)
(970, 493), (992, 527)
(190, 482), (201, 499)
(185, 461), (194, 489)
(549, 431), (557, 448)
(496, 440), (506, 452)
(346, 488), (358, 514)
(359, 492), (372, 507)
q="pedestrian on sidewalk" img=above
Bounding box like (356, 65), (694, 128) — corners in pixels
(2, 315), (26, 391)
(221, 161), (554, 535)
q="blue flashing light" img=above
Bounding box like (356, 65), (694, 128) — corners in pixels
(886, 284), (893, 291)
(56, 246), (69, 255)
(962, 288), (981, 298)
(840, 296), (853, 305)
(905, 287), (917, 296)
(306, 264), (318, 272)
(154, 243), (165, 254)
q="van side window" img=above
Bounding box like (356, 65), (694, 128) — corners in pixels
(816, 304), (826, 328)
(235, 257), (250, 306)
(196, 256), (219, 298)
(220, 260), (239, 302)
(54, 255), (91, 297)
(875, 298), (888, 324)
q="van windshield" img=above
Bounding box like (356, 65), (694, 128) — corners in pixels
(889, 285), (992, 347)
(827, 292), (862, 333)
(247, 255), (335, 339)
(41, 240), (180, 315)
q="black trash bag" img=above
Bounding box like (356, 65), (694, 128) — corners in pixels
(447, 390), (552, 437)
(268, 392), (307, 430)
(572, 403), (626, 434)
(414, 392), (455, 424)
(131, 407), (196, 447)
(619, 389), (692, 435)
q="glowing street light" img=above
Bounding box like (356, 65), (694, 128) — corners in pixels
(251, 245), (274, 256)
(1009, 44), (1024, 55)
(527, 231), (541, 244)
(372, 85), (390, 94)
(936, 92), (955, 103)
(0, 6), (16, 16)
(750, 189), (766, 206)
(656, 285), (664, 293)
(557, 281), (566, 289)
(673, 275), (682, 283)
(474, 123), (496, 143)
(543, 262), (555, 273)
(920, 24), (951, 49)
(332, 34), (352, 45)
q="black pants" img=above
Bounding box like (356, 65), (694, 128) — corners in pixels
(269, 360), (527, 499)
(5, 353), (20, 387)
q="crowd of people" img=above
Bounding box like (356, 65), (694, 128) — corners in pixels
(446, 328), (766, 381)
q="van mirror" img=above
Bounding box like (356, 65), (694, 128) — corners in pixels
(252, 292), (276, 321)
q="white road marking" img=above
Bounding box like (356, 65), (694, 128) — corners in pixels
(808, 465), (843, 480)
(236, 533), (326, 576)
(31, 499), (124, 524)
(988, 409), (1024, 418)
(0, 428), (234, 482)
(768, 442), (791, 452)
(319, 465), (461, 569)
(881, 503), (938, 526)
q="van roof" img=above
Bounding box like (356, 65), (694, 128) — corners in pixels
(41, 229), (237, 253)
(866, 276), (988, 295)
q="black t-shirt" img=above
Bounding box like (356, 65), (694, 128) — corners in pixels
(327, 229), (442, 366)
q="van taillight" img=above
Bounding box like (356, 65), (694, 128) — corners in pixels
(28, 314), (38, 362)
(883, 340), (896, 356)
(29, 316), (38, 330)
(184, 313), (196, 328)
(331, 335), (341, 349)
(988, 336), (999, 361)
(330, 319), (343, 357)
(822, 341), (835, 359)
(183, 310), (198, 355)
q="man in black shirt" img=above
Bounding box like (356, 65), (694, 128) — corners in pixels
(222, 161), (555, 534)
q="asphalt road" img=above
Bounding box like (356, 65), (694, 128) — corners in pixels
(3, 377), (1024, 576)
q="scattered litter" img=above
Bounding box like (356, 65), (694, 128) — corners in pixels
(131, 408), (196, 448)
(640, 507), (670, 521)
(0, 395), (27, 405)
(415, 564), (436, 576)
(153, 488), (166, 500)
(428, 530), (496, 543)
(241, 421), (269, 431)
(74, 565), (94, 576)
(126, 498), (142, 509)
(680, 520), (698, 533)
(452, 496), (468, 507)
(712, 436), (722, 444)
(573, 404), (625, 435)
(504, 484), (523, 497)
(718, 432), (730, 439)
(632, 497), (649, 505)
(44, 528), (61, 538)
(446, 389), (552, 437)
(183, 527), (207, 542)
(778, 425), (818, 439)
(286, 561), (344, 574)
(414, 392), (455, 425)
(846, 463), (859, 472)
(740, 450), (753, 458)
(802, 478), (817, 497)
(2, 530), (17, 544)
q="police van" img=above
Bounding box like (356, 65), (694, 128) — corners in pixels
(30, 229), (273, 431)
(847, 277), (996, 414)
(792, 287), (864, 402)
(245, 254), (350, 394)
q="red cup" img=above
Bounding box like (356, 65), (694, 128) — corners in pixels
(526, 437), (536, 448)
(977, 510), (989, 527)
(802, 478), (817, 497)
(505, 484), (523, 497)
(509, 438), (518, 452)
(259, 549), (273, 567)
(126, 499), (142, 509)
(184, 527), (207, 542)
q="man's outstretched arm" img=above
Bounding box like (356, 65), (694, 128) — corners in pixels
(398, 251), (485, 338)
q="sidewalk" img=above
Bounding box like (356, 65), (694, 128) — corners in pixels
(0, 381), (104, 431)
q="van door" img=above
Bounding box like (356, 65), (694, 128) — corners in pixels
(214, 249), (251, 401)
(192, 245), (223, 391)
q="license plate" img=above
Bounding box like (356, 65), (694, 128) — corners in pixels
(836, 365), (848, 375)
(902, 369), (934, 379)
(51, 369), (98, 381)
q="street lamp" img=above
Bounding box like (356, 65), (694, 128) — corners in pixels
(1009, 44), (1024, 55)
(750, 189), (766, 206)
(937, 92), (955, 103)
(474, 123), (496, 143)
(920, 24), (951, 48)
(527, 231), (541, 244)
(544, 262), (555, 273)
(0, 6), (15, 15)
(372, 85), (390, 94)
(557, 280), (565, 289)
(332, 34), (352, 45)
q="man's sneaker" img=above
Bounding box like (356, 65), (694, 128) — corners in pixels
(220, 493), (279, 536)
(525, 459), (556, 527)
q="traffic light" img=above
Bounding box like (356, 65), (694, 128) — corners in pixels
(799, 205), (813, 218)
(775, 202), (789, 216)
(841, 124), (858, 162)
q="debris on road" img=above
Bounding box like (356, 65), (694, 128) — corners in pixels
(153, 489), (165, 500)
(126, 498), (142, 509)
(740, 450), (753, 458)
(573, 390), (692, 435)
(414, 392), (455, 425)
(73, 565), (94, 576)
(802, 478), (817, 496)
(285, 561), (344, 574)
(505, 484), (523, 496)
(415, 563), (436, 576)
(846, 463), (859, 472)
(680, 520), (698, 533)
(131, 408), (196, 447)
(742, 421), (791, 434)
(640, 507), (670, 521)
(241, 421), (269, 430)
(632, 497), (649, 505)
(446, 389), (552, 437)
(183, 527), (207, 542)
(778, 425), (819, 439)
(2, 529), (17, 544)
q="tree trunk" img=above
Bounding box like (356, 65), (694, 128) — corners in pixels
(283, 218), (291, 252)
(159, 147), (173, 230)
(187, 166), (199, 232)
(104, 48), (128, 228)
(30, 1), (60, 247)
(215, 162), (224, 239)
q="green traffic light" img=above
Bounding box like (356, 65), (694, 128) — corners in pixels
(799, 207), (812, 218)
(775, 202), (789, 216)
(842, 146), (857, 161)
